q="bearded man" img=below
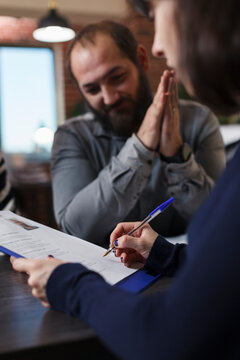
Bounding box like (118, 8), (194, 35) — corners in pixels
(51, 21), (225, 247)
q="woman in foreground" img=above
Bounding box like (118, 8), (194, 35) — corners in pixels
(11, 1), (240, 359)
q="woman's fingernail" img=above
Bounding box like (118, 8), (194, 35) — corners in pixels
(114, 239), (118, 247)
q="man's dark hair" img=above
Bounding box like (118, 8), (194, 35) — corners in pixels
(129, 0), (240, 115)
(66, 20), (139, 88)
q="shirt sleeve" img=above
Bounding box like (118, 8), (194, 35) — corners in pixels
(162, 106), (226, 220)
(51, 130), (155, 247)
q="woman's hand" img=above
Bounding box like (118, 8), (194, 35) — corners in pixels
(110, 222), (158, 267)
(10, 256), (65, 308)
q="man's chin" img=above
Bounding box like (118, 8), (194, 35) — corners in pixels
(108, 113), (140, 137)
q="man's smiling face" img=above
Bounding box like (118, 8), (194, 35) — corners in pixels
(70, 33), (152, 136)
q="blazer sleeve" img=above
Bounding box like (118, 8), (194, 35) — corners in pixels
(145, 235), (187, 275)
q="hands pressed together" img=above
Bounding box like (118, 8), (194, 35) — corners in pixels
(137, 69), (183, 156)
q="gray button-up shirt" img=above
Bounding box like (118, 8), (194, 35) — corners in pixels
(51, 100), (225, 247)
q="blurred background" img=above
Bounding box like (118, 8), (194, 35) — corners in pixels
(0, 0), (239, 228)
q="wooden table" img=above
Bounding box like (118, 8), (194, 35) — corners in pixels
(0, 255), (171, 360)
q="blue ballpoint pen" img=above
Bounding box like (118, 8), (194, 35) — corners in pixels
(103, 197), (174, 257)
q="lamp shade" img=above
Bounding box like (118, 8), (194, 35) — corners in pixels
(33, 8), (75, 43)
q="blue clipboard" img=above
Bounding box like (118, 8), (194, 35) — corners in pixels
(0, 245), (24, 258)
(116, 267), (161, 293)
(0, 244), (160, 293)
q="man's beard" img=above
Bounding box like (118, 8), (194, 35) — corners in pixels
(83, 68), (153, 137)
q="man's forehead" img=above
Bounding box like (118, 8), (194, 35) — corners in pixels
(72, 33), (123, 59)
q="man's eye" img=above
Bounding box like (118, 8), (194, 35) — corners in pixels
(86, 87), (99, 95)
(110, 74), (126, 83)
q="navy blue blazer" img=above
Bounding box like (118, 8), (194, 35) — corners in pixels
(46, 145), (240, 360)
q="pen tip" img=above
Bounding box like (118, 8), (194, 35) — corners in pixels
(103, 249), (110, 257)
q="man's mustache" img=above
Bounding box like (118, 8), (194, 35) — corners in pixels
(103, 96), (134, 112)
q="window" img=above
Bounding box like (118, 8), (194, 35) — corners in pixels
(0, 45), (58, 161)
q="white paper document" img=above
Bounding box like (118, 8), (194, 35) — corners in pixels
(0, 211), (137, 285)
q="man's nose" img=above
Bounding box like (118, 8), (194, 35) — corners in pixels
(101, 86), (120, 106)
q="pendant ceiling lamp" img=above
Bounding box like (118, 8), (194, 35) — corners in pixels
(33, 1), (75, 43)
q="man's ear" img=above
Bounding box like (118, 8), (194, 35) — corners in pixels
(137, 45), (150, 72)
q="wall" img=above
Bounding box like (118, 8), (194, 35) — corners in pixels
(0, 10), (167, 119)
(0, 0), (128, 23)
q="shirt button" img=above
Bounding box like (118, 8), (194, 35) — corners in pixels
(182, 184), (189, 192)
(147, 159), (152, 165)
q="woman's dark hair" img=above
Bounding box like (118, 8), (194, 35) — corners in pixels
(128, 0), (151, 18)
(66, 21), (139, 88)
(129, 0), (240, 115)
(178, 0), (240, 115)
